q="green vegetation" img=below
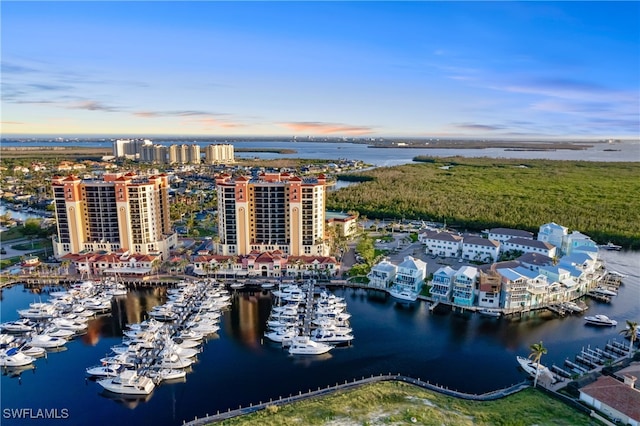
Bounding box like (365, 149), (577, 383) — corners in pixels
(11, 240), (52, 251)
(327, 157), (640, 248)
(0, 256), (21, 269)
(0, 226), (25, 242)
(214, 381), (591, 426)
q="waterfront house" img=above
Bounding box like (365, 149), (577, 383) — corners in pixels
(497, 267), (529, 310)
(461, 237), (500, 263)
(501, 237), (557, 259)
(579, 375), (640, 425)
(513, 266), (549, 308)
(367, 260), (397, 289)
(430, 266), (456, 302)
(487, 227), (534, 244)
(286, 255), (339, 278)
(420, 230), (463, 258)
(477, 267), (502, 308)
(572, 244), (599, 261)
(563, 230), (597, 256)
(452, 266), (478, 306)
(538, 222), (568, 251)
(325, 211), (358, 238)
(393, 256), (427, 293)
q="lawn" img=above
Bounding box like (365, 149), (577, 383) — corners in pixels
(214, 381), (593, 426)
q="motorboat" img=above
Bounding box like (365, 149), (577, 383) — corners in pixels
(86, 363), (125, 378)
(599, 242), (622, 251)
(1, 319), (34, 333)
(562, 301), (585, 313)
(157, 352), (193, 369)
(0, 334), (15, 345)
(516, 356), (557, 383)
(42, 326), (76, 339)
(29, 334), (67, 348)
(0, 347), (36, 367)
(478, 309), (501, 318)
(18, 303), (57, 320)
(264, 327), (297, 343)
(144, 368), (186, 383)
(389, 286), (418, 303)
(584, 314), (617, 326)
(592, 287), (618, 297)
(18, 344), (46, 358)
(230, 282), (245, 289)
(310, 327), (354, 344)
(98, 370), (156, 395)
(288, 336), (333, 355)
(261, 282), (275, 290)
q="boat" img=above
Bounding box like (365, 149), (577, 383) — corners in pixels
(600, 242), (622, 251)
(562, 301), (585, 313)
(0, 347), (36, 367)
(261, 282), (275, 290)
(97, 370), (156, 395)
(230, 282), (245, 289)
(516, 356), (557, 383)
(144, 368), (187, 383)
(389, 286), (418, 303)
(1, 319), (34, 333)
(584, 314), (618, 326)
(18, 344), (47, 358)
(592, 287), (617, 297)
(29, 334), (67, 348)
(86, 363), (125, 378)
(264, 327), (297, 343)
(288, 336), (333, 355)
(478, 309), (501, 318)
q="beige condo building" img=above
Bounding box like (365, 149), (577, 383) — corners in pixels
(51, 173), (177, 260)
(215, 172), (329, 257)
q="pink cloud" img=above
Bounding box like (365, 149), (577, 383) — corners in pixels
(280, 121), (374, 135)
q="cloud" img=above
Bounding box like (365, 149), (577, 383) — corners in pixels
(280, 121), (375, 135)
(452, 123), (505, 131)
(1, 61), (40, 74)
(1, 121), (24, 125)
(67, 100), (119, 112)
(133, 110), (229, 118)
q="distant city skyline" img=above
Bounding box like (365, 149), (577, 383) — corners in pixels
(2, 2), (639, 139)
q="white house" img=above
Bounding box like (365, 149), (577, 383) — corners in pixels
(501, 237), (557, 258)
(394, 256), (427, 293)
(430, 266), (456, 302)
(452, 266), (478, 306)
(487, 227), (534, 244)
(579, 376), (640, 426)
(367, 260), (397, 289)
(538, 222), (568, 251)
(563, 230), (597, 256)
(420, 230), (463, 258)
(461, 237), (500, 263)
(477, 268), (501, 309)
(497, 267), (529, 310)
(516, 252), (554, 271)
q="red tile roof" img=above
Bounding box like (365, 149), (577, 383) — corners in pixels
(580, 375), (640, 421)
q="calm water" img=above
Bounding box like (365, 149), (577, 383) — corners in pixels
(1, 250), (638, 425)
(1, 139), (639, 165)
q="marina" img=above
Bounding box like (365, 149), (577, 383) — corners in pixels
(0, 250), (638, 425)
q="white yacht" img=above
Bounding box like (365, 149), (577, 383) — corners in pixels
(264, 327), (297, 343)
(310, 327), (354, 344)
(288, 336), (333, 355)
(516, 356), (557, 383)
(29, 334), (67, 348)
(18, 344), (47, 358)
(86, 363), (125, 378)
(0, 348), (36, 367)
(584, 314), (617, 326)
(98, 370), (156, 395)
(1, 319), (34, 333)
(389, 286), (418, 302)
(144, 368), (186, 382)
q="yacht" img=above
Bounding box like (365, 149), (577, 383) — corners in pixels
(264, 327), (297, 343)
(98, 370), (156, 395)
(86, 363), (125, 378)
(516, 356), (557, 383)
(1, 319), (34, 333)
(310, 327), (354, 344)
(288, 336), (333, 355)
(29, 334), (67, 348)
(562, 301), (585, 313)
(478, 309), (501, 318)
(389, 286), (418, 303)
(600, 242), (622, 251)
(144, 368), (187, 382)
(584, 314), (617, 326)
(593, 287), (618, 297)
(0, 347), (36, 367)
(18, 344), (47, 358)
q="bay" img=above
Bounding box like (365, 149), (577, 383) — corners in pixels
(1, 139), (639, 165)
(0, 250), (638, 425)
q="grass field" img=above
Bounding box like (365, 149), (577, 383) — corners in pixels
(214, 381), (594, 426)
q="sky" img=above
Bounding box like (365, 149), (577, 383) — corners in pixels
(1, 1), (639, 139)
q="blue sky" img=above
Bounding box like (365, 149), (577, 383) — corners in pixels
(2, 1), (639, 139)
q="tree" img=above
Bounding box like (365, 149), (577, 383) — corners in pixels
(528, 341), (548, 388)
(620, 320), (639, 357)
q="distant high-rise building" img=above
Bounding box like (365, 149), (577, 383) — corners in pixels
(113, 138), (153, 159)
(168, 145), (178, 164)
(51, 173), (177, 260)
(215, 172), (329, 256)
(188, 144), (201, 164)
(205, 144), (234, 164)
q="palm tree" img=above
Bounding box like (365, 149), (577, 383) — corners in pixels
(528, 341), (548, 388)
(620, 320), (639, 357)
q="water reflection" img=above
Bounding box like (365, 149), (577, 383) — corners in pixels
(226, 290), (272, 349)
